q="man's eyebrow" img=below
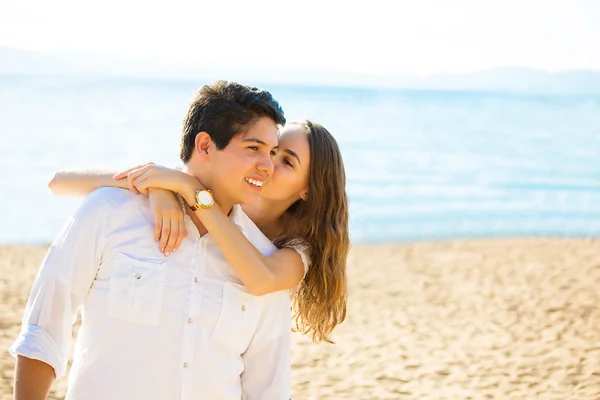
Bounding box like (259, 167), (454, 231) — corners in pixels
(284, 148), (301, 166)
(242, 138), (266, 145)
(242, 138), (278, 148)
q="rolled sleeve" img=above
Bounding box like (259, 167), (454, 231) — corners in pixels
(9, 324), (68, 378)
(9, 189), (107, 379)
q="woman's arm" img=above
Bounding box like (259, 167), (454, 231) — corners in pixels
(120, 164), (307, 295)
(48, 170), (127, 197)
(49, 167), (188, 255)
(186, 194), (306, 295)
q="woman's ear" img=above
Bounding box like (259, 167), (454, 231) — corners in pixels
(299, 190), (308, 201)
(195, 132), (212, 161)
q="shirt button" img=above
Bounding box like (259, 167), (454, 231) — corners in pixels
(183, 362), (189, 368)
(134, 273), (142, 280)
(187, 318), (193, 324)
(241, 305), (246, 312)
(194, 277), (198, 283)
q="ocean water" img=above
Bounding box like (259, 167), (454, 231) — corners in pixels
(1, 74), (600, 244)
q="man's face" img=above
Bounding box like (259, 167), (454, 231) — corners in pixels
(209, 116), (279, 206)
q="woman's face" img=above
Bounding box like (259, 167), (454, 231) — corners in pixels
(259, 124), (311, 203)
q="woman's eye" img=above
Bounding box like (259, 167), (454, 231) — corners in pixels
(248, 146), (259, 151)
(284, 159), (294, 167)
(270, 150), (277, 156)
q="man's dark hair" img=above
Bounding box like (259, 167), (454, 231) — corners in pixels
(180, 80), (286, 162)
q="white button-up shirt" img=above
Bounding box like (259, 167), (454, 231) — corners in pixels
(10, 188), (292, 400)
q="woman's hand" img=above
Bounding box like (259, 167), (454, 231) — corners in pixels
(113, 164), (200, 196)
(148, 189), (188, 255)
(112, 163), (155, 194)
(114, 163), (195, 255)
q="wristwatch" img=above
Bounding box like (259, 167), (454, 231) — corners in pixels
(190, 189), (214, 211)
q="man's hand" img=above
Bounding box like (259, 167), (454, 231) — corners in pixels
(14, 356), (55, 400)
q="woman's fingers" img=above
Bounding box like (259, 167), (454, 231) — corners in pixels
(163, 218), (178, 256)
(113, 166), (139, 181)
(128, 175), (140, 194)
(153, 210), (163, 242)
(127, 167), (151, 195)
(171, 217), (188, 254)
(159, 214), (171, 253)
(113, 162), (154, 180)
(163, 209), (187, 255)
(132, 173), (151, 195)
(147, 189), (188, 256)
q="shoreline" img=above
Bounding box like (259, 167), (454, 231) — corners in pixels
(2, 234), (598, 248)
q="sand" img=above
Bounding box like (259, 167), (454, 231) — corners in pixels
(1, 239), (600, 399)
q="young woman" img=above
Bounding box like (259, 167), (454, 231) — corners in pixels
(49, 120), (350, 342)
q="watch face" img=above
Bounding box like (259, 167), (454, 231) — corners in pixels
(197, 190), (213, 205)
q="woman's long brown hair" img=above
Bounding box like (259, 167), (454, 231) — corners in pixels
(273, 120), (350, 343)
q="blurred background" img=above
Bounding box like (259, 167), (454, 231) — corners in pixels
(1, 0), (600, 245)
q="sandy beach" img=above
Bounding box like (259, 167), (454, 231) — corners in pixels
(2, 239), (600, 399)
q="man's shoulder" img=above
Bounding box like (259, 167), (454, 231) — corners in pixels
(83, 187), (150, 220)
(68, 187), (137, 218)
(89, 187), (139, 206)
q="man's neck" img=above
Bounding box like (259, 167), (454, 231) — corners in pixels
(181, 165), (234, 236)
(181, 165), (234, 215)
(242, 198), (296, 241)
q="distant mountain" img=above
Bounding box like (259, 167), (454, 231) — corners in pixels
(2, 47), (600, 94)
(0, 47), (383, 87)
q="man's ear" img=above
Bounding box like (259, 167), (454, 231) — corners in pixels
(195, 132), (212, 161)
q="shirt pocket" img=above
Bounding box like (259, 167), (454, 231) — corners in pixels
(108, 253), (166, 326)
(211, 281), (261, 354)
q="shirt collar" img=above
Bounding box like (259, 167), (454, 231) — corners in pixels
(228, 204), (246, 234)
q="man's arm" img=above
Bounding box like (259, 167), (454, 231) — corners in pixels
(14, 356), (56, 400)
(241, 301), (292, 400)
(10, 189), (107, 399)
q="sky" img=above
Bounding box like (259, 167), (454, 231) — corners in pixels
(1, 0), (599, 76)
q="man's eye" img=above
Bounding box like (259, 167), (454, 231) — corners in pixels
(248, 146), (259, 151)
(270, 150), (277, 156)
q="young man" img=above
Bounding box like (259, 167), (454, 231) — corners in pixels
(10, 81), (291, 399)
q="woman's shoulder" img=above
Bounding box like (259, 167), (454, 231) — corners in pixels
(283, 239), (312, 276)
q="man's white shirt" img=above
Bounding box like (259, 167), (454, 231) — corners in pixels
(10, 188), (291, 400)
